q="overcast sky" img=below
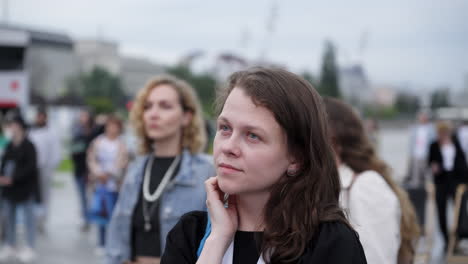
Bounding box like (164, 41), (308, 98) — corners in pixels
(5, 0), (468, 90)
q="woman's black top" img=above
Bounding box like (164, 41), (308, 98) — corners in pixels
(161, 211), (367, 264)
(233, 231), (263, 264)
(131, 156), (180, 259)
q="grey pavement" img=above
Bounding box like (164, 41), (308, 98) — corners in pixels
(22, 172), (101, 264)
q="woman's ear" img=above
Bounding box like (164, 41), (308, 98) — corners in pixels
(286, 160), (301, 177)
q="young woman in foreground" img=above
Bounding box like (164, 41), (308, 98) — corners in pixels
(161, 67), (367, 264)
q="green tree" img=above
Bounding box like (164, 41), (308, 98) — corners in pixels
(318, 41), (341, 98)
(66, 66), (126, 113)
(166, 65), (217, 116)
(430, 88), (451, 109)
(301, 71), (318, 89)
(395, 92), (420, 114)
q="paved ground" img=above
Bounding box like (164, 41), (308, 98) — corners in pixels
(0, 172), (102, 264)
(34, 172), (102, 264)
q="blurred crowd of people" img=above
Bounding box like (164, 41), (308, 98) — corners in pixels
(0, 68), (465, 264)
(0, 106), (133, 262)
(404, 112), (468, 252)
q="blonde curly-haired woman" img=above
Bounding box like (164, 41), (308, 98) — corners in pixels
(105, 75), (215, 264)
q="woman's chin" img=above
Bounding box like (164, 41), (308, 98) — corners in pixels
(217, 178), (238, 195)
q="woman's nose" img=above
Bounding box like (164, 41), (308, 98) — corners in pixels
(221, 134), (241, 157)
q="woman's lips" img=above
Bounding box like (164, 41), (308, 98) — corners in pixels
(218, 163), (243, 174)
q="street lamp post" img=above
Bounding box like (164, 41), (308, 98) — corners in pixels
(2, 0), (9, 24)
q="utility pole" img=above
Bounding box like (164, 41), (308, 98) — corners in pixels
(259, 0), (278, 62)
(357, 30), (369, 64)
(2, 0), (9, 24)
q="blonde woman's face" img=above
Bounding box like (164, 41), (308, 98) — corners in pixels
(143, 84), (190, 144)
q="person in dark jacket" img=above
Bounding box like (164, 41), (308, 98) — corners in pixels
(0, 112), (39, 263)
(428, 121), (468, 248)
(70, 109), (96, 231)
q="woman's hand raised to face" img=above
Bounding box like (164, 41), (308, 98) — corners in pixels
(205, 177), (238, 244)
(196, 178), (238, 264)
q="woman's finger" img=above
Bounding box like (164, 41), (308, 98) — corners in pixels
(205, 177), (224, 207)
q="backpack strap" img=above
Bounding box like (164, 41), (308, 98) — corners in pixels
(197, 214), (212, 257)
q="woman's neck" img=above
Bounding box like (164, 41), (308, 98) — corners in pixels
(106, 134), (118, 140)
(153, 137), (182, 157)
(440, 137), (452, 145)
(236, 191), (270, 232)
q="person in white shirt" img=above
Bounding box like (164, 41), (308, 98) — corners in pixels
(87, 115), (129, 254)
(29, 107), (62, 232)
(407, 112), (436, 187)
(404, 112), (436, 233)
(324, 97), (420, 264)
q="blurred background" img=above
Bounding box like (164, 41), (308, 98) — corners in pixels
(0, 0), (467, 263)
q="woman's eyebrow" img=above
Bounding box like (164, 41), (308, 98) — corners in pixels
(217, 116), (230, 124)
(218, 116), (266, 134)
(243, 125), (266, 135)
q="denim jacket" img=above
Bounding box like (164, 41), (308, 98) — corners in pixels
(105, 149), (215, 264)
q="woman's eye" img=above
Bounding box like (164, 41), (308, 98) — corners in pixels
(160, 103), (173, 109)
(247, 132), (260, 140)
(143, 103), (152, 110)
(219, 125), (230, 132)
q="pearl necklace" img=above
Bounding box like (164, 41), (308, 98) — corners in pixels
(142, 155), (181, 231)
(143, 155), (181, 202)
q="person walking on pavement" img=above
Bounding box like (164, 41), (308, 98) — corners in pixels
(404, 112), (436, 231)
(324, 97), (420, 264)
(70, 109), (96, 231)
(29, 106), (62, 233)
(428, 121), (468, 249)
(87, 115), (129, 255)
(105, 75), (215, 264)
(0, 111), (39, 263)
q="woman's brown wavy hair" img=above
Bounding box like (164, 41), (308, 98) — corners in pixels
(216, 67), (350, 263)
(323, 97), (420, 263)
(130, 74), (207, 154)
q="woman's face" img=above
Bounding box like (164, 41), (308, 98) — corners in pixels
(105, 122), (121, 138)
(213, 88), (293, 195)
(143, 84), (190, 144)
(5, 122), (23, 141)
(438, 130), (451, 142)
(78, 111), (90, 126)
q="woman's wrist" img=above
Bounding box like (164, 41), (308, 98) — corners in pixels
(206, 233), (233, 248)
(196, 235), (233, 264)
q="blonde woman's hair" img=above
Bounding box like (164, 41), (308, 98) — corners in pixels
(436, 120), (452, 136)
(130, 74), (207, 154)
